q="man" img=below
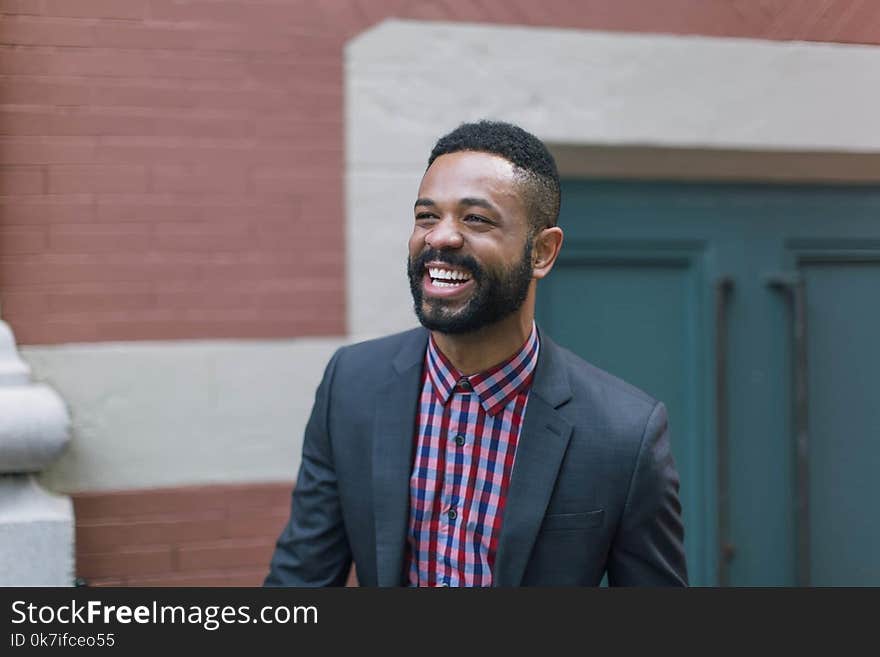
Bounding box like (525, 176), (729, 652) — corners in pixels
(265, 121), (688, 586)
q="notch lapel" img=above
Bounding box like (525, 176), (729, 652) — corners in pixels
(493, 334), (574, 587)
(372, 329), (427, 586)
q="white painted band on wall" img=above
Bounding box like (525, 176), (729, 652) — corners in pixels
(22, 339), (344, 492)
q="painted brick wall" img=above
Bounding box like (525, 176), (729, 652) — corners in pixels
(0, 0), (348, 344)
(73, 482), (289, 586)
(2, 1), (879, 345)
(73, 481), (357, 587)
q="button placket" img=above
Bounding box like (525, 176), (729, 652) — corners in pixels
(440, 395), (460, 508)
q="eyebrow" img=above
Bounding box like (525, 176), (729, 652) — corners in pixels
(414, 197), (498, 212)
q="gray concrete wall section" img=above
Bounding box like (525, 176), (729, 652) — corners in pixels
(345, 19), (880, 338)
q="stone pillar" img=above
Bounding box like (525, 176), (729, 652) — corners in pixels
(0, 320), (74, 586)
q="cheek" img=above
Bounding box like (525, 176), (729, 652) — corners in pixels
(408, 229), (425, 256)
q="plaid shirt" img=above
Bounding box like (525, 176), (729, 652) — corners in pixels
(406, 324), (540, 587)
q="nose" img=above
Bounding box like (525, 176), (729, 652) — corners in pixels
(424, 217), (464, 250)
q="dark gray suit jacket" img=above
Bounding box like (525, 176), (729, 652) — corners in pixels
(265, 327), (688, 586)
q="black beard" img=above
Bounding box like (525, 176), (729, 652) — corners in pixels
(406, 241), (533, 335)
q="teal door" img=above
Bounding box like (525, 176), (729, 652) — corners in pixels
(537, 180), (880, 586)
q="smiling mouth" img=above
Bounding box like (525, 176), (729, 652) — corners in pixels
(426, 266), (473, 288)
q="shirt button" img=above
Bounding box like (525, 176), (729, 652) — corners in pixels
(447, 508), (457, 521)
(457, 377), (472, 391)
(454, 434), (465, 447)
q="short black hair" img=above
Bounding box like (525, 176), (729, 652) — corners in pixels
(427, 120), (561, 235)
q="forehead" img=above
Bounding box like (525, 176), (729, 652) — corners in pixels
(418, 151), (522, 205)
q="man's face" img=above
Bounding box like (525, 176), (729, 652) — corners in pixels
(407, 151), (534, 334)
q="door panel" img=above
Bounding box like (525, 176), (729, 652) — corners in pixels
(540, 180), (880, 585)
(800, 258), (880, 585)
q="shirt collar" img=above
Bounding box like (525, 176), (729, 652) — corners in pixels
(425, 322), (540, 416)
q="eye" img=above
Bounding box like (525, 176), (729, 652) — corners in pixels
(464, 214), (491, 224)
(415, 212), (437, 221)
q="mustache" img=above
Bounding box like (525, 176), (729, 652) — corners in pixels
(409, 248), (483, 279)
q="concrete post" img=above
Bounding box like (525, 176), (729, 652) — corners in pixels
(0, 320), (74, 586)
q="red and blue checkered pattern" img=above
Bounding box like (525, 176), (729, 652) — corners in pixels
(407, 324), (539, 587)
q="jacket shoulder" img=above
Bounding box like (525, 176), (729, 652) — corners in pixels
(542, 337), (661, 440)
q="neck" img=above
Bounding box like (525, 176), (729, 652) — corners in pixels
(431, 306), (534, 375)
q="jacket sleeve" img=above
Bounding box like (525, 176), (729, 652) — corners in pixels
(264, 349), (353, 586)
(607, 401), (689, 586)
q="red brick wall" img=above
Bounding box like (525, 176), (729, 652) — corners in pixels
(73, 481), (357, 587)
(3, 1), (880, 345)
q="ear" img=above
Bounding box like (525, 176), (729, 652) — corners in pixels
(532, 226), (564, 279)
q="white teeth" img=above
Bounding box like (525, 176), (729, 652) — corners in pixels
(428, 267), (471, 281)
